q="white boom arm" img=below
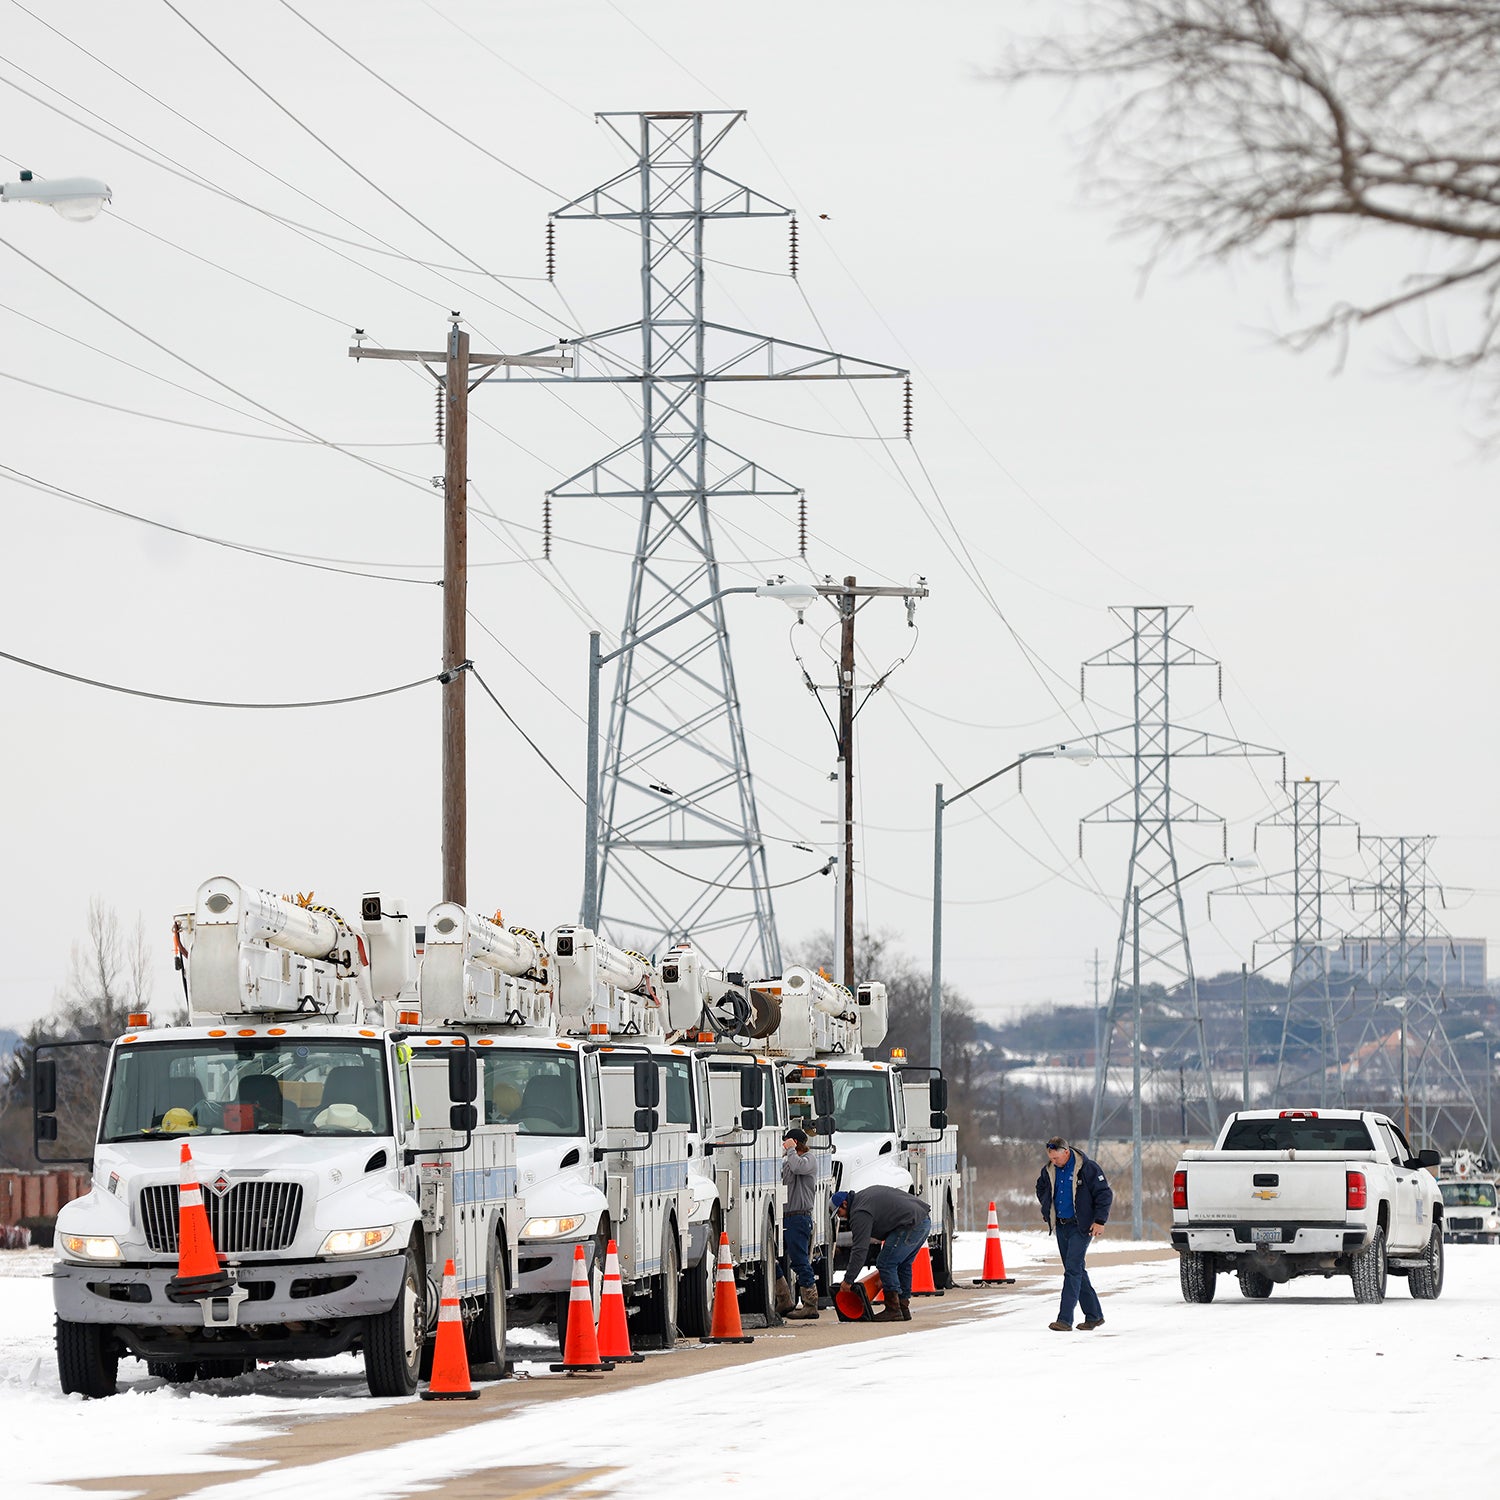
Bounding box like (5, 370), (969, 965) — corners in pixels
(420, 903), (552, 1027)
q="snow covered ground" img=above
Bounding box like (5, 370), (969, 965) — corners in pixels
(6, 1233), (1498, 1499)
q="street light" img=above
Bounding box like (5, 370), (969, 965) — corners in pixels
(1383, 997), (1411, 1144)
(1127, 854), (1258, 1237)
(928, 742), (1095, 1067)
(1, 170), (111, 221)
(582, 578), (815, 929)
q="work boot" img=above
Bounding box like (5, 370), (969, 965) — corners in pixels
(872, 1302), (905, 1323)
(1048, 1321), (1074, 1332)
(773, 1276), (794, 1316)
(899, 1297), (912, 1322)
(1079, 1318), (1105, 1331)
(785, 1283), (820, 1320)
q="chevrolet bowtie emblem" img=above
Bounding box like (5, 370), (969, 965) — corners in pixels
(1251, 1188), (1279, 1200)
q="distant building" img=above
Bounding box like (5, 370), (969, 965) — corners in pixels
(1327, 937), (1487, 991)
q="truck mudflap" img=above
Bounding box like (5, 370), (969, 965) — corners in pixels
(51, 1251), (407, 1328)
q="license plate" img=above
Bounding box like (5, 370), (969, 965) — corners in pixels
(1252, 1227), (1282, 1244)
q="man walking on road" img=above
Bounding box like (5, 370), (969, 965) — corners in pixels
(834, 1185), (930, 1323)
(1036, 1135), (1113, 1332)
(780, 1129), (819, 1320)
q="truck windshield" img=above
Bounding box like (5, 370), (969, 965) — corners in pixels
(1442, 1182), (1497, 1207)
(602, 1054), (695, 1128)
(101, 1038), (391, 1141)
(1221, 1117), (1375, 1152)
(481, 1051), (583, 1137)
(831, 1072), (894, 1133)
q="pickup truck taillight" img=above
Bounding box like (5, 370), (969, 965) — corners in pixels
(1346, 1171), (1368, 1210)
(1172, 1170), (1188, 1210)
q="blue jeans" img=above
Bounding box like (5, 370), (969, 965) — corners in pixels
(875, 1218), (932, 1301)
(1055, 1221), (1103, 1325)
(782, 1211), (815, 1289)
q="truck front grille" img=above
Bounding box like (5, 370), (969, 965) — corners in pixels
(140, 1181), (303, 1254)
(1449, 1216), (1482, 1232)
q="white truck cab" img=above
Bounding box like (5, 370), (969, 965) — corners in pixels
(1438, 1152), (1500, 1244)
(41, 879), (506, 1399)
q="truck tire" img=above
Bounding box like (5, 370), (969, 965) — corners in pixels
(57, 1318), (120, 1398)
(754, 1210), (783, 1327)
(677, 1213), (717, 1339)
(637, 1223), (679, 1350)
(931, 1199), (957, 1289)
(363, 1240), (426, 1396)
(1179, 1251), (1217, 1304)
(196, 1358), (255, 1379)
(466, 1232), (509, 1374)
(1350, 1225), (1388, 1304)
(146, 1359), (199, 1383)
(1407, 1223), (1445, 1300)
(1236, 1265), (1274, 1300)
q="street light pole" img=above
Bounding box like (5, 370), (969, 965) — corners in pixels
(1241, 961), (1251, 1109)
(1132, 887), (1143, 1239)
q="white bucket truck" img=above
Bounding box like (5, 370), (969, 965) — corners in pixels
(418, 911), (687, 1350)
(38, 878), (512, 1399)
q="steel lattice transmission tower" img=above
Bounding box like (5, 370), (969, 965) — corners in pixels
(1342, 836), (1490, 1153)
(526, 111), (904, 972)
(1213, 778), (1358, 1107)
(1079, 607), (1283, 1150)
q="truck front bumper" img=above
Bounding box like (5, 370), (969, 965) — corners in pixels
(515, 1237), (597, 1295)
(52, 1252), (407, 1328)
(1171, 1224), (1367, 1255)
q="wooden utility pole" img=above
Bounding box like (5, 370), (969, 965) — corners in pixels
(350, 319), (570, 905)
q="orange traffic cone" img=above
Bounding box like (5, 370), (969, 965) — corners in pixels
(166, 1143), (232, 1302)
(700, 1231), (754, 1344)
(973, 1201), (1016, 1286)
(832, 1266), (885, 1322)
(595, 1240), (644, 1364)
(550, 1243), (612, 1374)
(421, 1258), (479, 1400)
(909, 1243), (942, 1297)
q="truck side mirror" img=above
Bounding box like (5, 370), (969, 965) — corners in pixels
(35, 1115), (58, 1143)
(449, 1103), (478, 1132)
(1416, 1148), (1441, 1170)
(740, 1069), (762, 1108)
(34, 1058), (57, 1115)
(812, 1075), (835, 1117)
(813, 1114), (835, 1137)
(929, 1077), (948, 1112)
(740, 1107), (764, 1133)
(930, 1111), (948, 1131)
(447, 1049), (478, 1104)
(634, 1107), (659, 1135)
(633, 1059), (660, 1110)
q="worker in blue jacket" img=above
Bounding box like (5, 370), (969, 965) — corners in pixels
(1035, 1135), (1113, 1331)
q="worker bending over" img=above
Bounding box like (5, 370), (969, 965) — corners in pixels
(833, 1185), (931, 1323)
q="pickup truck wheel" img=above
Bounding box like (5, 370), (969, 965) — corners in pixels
(1179, 1251), (1217, 1304)
(363, 1240), (426, 1396)
(1407, 1223), (1445, 1300)
(146, 1359), (198, 1383)
(1236, 1265), (1274, 1300)
(1350, 1226), (1388, 1304)
(195, 1358), (254, 1380)
(677, 1213), (717, 1338)
(57, 1318), (120, 1398)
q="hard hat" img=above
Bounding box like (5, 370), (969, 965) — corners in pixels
(161, 1107), (197, 1131)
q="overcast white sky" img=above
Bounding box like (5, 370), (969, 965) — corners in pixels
(2, 0), (1494, 1032)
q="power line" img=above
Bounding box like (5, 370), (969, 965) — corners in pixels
(0, 646), (445, 710)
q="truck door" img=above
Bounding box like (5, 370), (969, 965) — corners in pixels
(1381, 1120), (1427, 1250)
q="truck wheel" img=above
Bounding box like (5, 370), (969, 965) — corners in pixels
(677, 1214), (717, 1338)
(146, 1359), (199, 1383)
(931, 1199), (957, 1289)
(638, 1225), (679, 1350)
(1236, 1265), (1274, 1300)
(363, 1240), (426, 1396)
(1350, 1226), (1388, 1304)
(466, 1233), (509, 1374)
(1407, 1223), (1445, 1300)
(57, 1318), (120, 1398)
(196, 1358), (255, 1379)
(1178, 1251), (1217, 1304)
(754, 1210), (783, 1327)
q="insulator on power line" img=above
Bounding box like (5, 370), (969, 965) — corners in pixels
(798, 493), (807, 557)
(435, 384), (445, 445)
(902, 377), (913, 440)
(789, 217), (799, 279)
(546, 219), (556, 281)
(543, 494), (552, 560)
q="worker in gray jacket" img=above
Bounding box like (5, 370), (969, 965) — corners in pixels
(779, 1129), (819, 1319)
(834, 1184), (931, 1323)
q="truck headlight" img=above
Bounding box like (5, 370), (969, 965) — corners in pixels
(319, 1225), (396, 1256)
(60, 1234), (122, 1262)
(521, 1215), (586, 1239)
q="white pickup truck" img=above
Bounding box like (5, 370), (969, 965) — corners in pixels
(1170, 1109), (1444, 1305)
